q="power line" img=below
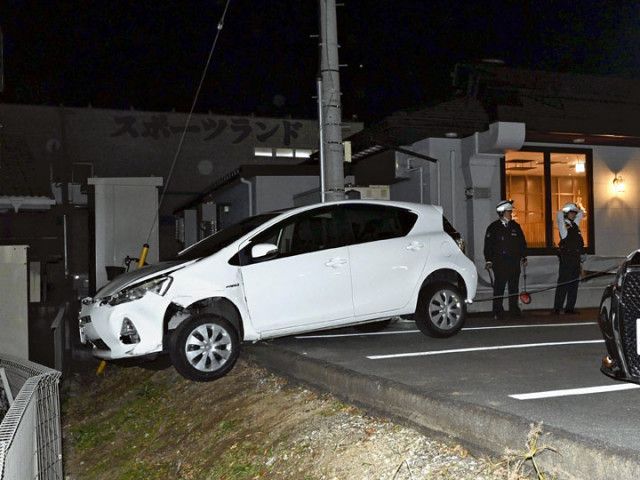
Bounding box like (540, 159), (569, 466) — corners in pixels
(146, 0), (233, 244)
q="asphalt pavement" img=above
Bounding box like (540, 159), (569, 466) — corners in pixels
(245, 309), (640, 480)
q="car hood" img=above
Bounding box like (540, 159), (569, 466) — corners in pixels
(95, 258), (198, 298)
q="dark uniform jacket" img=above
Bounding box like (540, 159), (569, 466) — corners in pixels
(484, 219), (527, 263)
(559, 221), (584, 257)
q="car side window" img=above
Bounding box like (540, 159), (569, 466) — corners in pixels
(240, 206), (346, 264)
(344, 205), (418, 245)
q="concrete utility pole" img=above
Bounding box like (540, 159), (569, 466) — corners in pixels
(319, 0), (344, 201)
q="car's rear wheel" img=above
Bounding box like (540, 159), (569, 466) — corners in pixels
(354, 319), (392, 333)
(415, 282), (465, 337)
(169, 314), (239, 381)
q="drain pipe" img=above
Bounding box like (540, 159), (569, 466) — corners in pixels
(436, 161), (441, 205)
(449, 149), (456, 225)
(240, 178), (253, 216)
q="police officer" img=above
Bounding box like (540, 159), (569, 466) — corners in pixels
(484, 200), (528, 320)
(552, 203), (585, 314)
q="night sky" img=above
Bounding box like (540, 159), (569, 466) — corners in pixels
(2, 1), (640, 123)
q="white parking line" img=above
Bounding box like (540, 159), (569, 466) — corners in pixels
(294, 322), (596, 339)
(366, 339), (604, 360)
(464, 322), (596, 331)
(510, 383), (640, 400)
(296, 330), (418, 339)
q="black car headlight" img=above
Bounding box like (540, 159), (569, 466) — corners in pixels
(108, 276), (173, 306)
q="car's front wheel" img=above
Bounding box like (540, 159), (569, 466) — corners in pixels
(169, 314), (240, 381)
(415, 282), (466, 338)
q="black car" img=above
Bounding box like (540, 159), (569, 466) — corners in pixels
(598, 250), (640, 383)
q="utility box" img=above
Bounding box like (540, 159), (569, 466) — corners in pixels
(0, 245), (29, 359)
(89, 177), (163, 291)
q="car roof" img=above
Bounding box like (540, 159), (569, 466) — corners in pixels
(244, 200), (444, 242)
(280, 199), (442, 217)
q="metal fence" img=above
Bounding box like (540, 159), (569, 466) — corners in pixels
(0, 354), (62, 480)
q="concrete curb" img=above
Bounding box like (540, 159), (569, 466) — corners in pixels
(245, 343), (640, 480)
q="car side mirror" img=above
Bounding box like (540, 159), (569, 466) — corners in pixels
(251, 243), (278, 260)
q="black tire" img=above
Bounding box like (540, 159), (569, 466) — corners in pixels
(415, 282), (466, 338)
(169, 314), (240, 382)
(354, 319), (392, 333)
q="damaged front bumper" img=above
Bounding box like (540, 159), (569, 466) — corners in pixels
(79, 292), (170, 359)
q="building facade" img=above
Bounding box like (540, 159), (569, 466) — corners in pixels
(348, 63), (640, 310)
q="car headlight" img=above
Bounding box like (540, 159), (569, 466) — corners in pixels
(108, 276), (173, 306)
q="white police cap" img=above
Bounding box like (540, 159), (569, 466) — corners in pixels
(496, 200), (514, 213)
(562, 202), (579, 213)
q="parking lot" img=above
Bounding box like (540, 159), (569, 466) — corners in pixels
(247, 309), (640, 478)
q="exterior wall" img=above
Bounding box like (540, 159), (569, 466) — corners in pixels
(0, 246), (29, 359)
(199, 175), (320, 232)
(389, 138), (467, 235)
(389, 132), (637, 311)
(211, 181), (253, 231)
(89, 177), (162, 289)
(0, 104), (361, 216)
(255, 176), (319, 214)
(591, 146), (640, 255)
(0, 103), (362, 261)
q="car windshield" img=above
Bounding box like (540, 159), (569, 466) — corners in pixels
(177, 213), (279, 261)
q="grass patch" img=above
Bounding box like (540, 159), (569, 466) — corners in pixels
(218, 418), (240, 434)
(70, 422), (116, 451)
(206, 440), (264, 479)
(500, 423), (558, 479)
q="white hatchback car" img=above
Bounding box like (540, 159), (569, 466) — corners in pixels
(79, 200), (477, 381)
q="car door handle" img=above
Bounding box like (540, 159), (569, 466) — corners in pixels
(406, 241), (424, 251)
(325, 257), (347, 268)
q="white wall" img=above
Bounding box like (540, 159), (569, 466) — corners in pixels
(0, 246), (29, 359)
(89, 177), (162, 290)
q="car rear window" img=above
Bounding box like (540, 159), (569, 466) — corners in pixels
(344, 204), (417, 244)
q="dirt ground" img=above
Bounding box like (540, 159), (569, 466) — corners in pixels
(62, 358), (547, 479)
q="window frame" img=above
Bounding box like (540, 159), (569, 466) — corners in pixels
(501, 146), (595, 255)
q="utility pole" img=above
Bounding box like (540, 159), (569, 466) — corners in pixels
(319, 0), (344, 201)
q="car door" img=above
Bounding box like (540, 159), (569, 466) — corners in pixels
(238, 205), (354, 334)
(344, 204), (427, 317)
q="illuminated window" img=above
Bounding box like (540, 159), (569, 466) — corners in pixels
(254, 147), (273, 157)
(503, 148), (593, 254)
(294, 149), (313, 158)
(276, 148), (294, 158)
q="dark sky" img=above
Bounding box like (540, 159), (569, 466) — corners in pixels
(2, 1), (640, 123)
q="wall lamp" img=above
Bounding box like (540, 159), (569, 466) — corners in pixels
(613, 174), (625, 193)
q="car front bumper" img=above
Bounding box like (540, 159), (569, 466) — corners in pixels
(599, 273), (640, 385)
(79, 292), (170, 359)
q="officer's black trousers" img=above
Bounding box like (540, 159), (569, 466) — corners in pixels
(492, 260), (521, 314)
(553, 255), (581, 311)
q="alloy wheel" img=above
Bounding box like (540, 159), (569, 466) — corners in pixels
(428, 288), (462, 330)
(184, 323), (233, 372)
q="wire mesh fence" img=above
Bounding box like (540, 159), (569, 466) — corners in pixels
(0, 354), (62, 480)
